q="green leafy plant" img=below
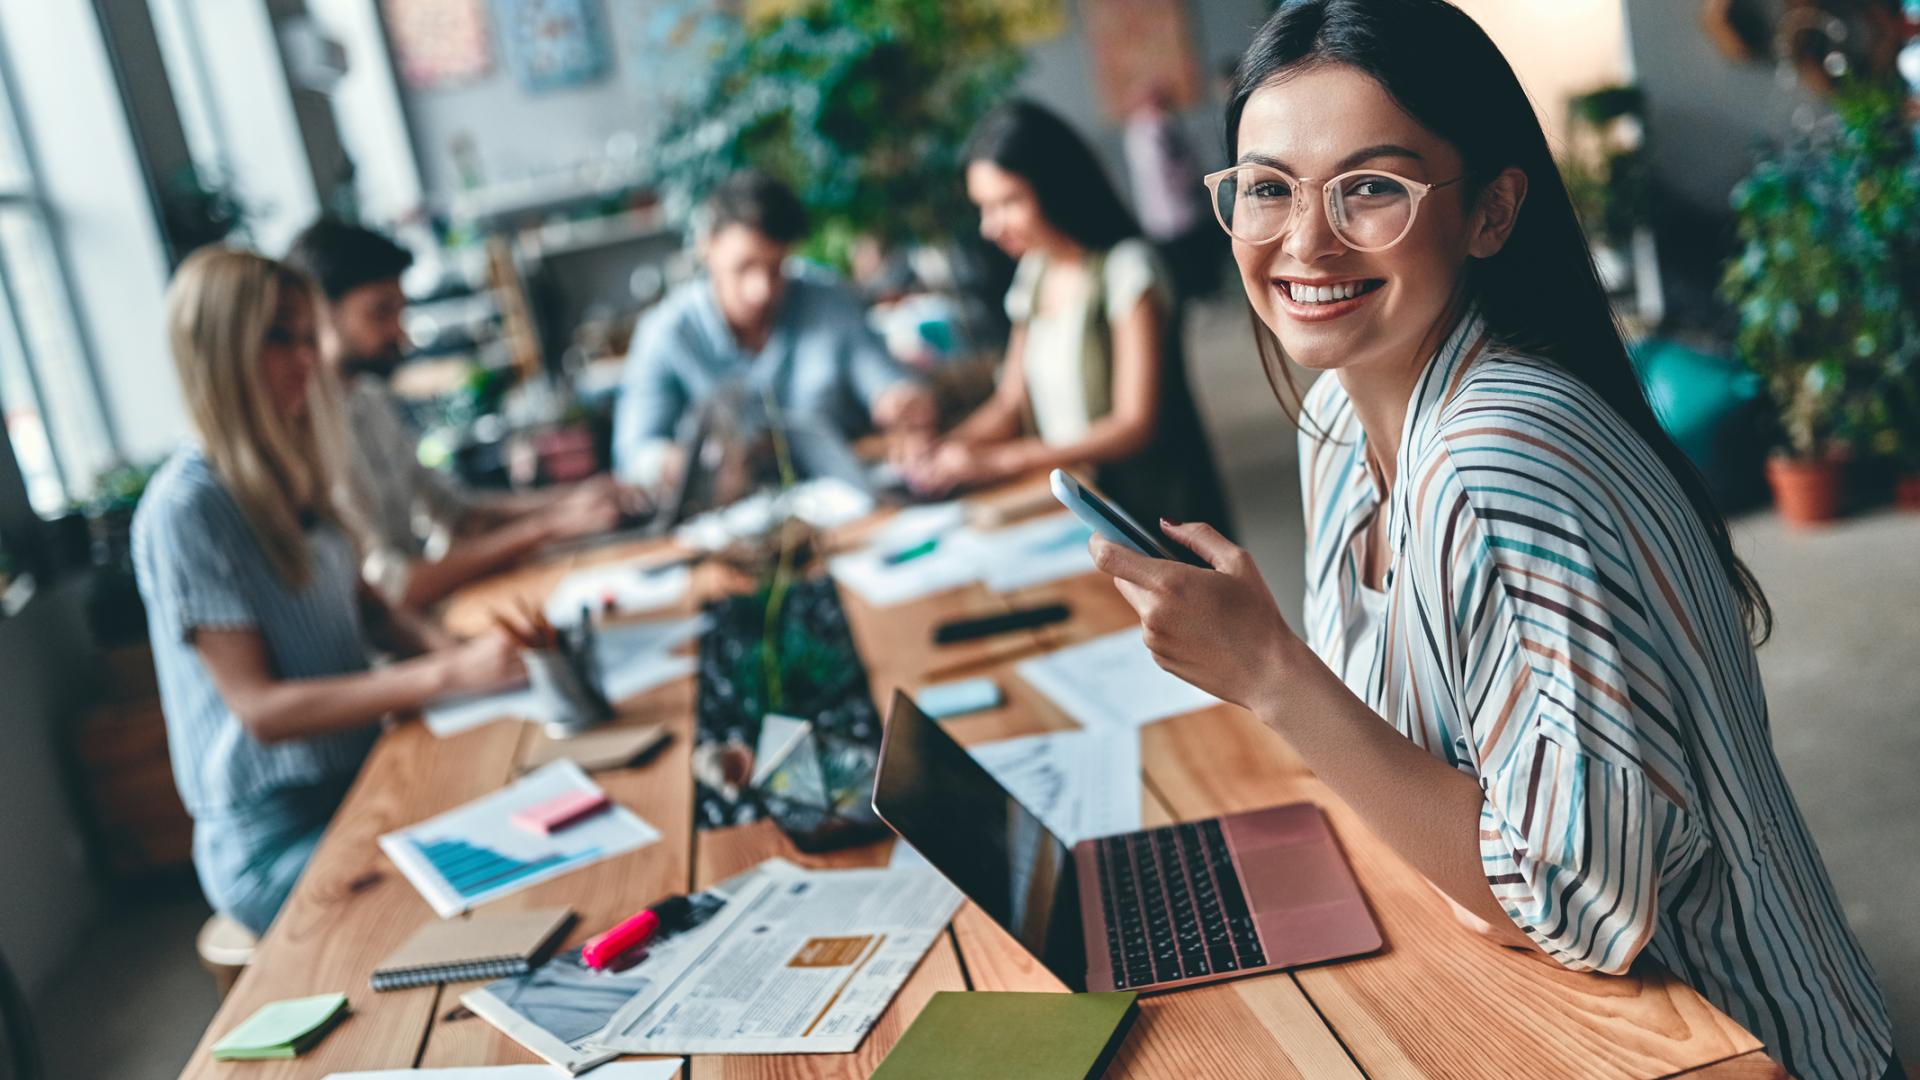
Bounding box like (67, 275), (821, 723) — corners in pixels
(649, 0), (1024, 266)
(1561, 84), (1652, 251)
(1719, 81), (1920, 462)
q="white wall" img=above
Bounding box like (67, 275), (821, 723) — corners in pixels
(0, 1), (185, 467)
(1622, 0), (1810, 215)
(1451, 0), (1631, 153)
(153, 0), (321, 254)
(307, 0), (425, 226)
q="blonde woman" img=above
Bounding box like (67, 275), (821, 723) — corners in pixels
(132, 248), (523, 935)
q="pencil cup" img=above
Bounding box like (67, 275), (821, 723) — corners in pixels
(523, 638), (612, 737)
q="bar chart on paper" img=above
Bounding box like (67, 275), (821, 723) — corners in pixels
(408, 837), (601, 903)
(380, 760), (659, 916)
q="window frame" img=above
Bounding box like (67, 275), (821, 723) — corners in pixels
(0, 20), (124, 517)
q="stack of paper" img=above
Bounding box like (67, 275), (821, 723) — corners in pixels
(1015, 627), (1218, 729)
(829, 512), (1096, 606)
(210, 992), (349, 1060)
(463, 860), (963, 1065)
(379, 760), (660, 917)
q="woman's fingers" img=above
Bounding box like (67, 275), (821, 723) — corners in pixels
(1088, 535), (1169, 587)
(1160, 520), (1245, 573)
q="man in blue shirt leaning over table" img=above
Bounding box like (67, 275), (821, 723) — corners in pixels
(613, 170), (936, 490)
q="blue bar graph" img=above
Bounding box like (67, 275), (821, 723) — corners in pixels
(411, 836), (599, 901)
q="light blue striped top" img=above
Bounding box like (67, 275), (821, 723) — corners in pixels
(131, 448), (377, 824)
(1298, 308), (1892, 1080)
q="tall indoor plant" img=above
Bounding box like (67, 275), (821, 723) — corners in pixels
(647, 0), (1024, 267)
(1720, 82), (1920, 524)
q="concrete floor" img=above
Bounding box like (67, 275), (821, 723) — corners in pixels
(33, 292), (1920, 1076)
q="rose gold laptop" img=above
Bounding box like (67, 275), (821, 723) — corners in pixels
(872, 691), (1383, 993)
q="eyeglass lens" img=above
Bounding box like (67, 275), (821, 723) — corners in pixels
(1213, 168), (1416, 249)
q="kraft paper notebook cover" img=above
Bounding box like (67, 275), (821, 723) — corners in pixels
(871, 991), (1139, 1080)
(372, 907), (575, 991)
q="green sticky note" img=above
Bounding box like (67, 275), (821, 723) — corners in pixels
(873, 991), (1139, 1080)
(210, 992), (349, 1060)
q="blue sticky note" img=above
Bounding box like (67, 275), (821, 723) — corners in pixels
(917, 678), (1003, 719)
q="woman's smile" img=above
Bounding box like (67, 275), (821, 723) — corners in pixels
(1271, 275), (1387, 322)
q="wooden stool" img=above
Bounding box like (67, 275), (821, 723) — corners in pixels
(195, 914), (256, 1000)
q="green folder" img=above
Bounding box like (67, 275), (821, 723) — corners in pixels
(873, 991), (1140, 1080)
(209, 991), (350, 1060)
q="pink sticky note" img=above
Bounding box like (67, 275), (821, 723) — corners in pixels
(512, 790), (612, 835)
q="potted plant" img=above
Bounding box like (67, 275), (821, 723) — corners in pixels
(76, 459), (162, 644)
(647, 0), (1023, 268)
(1720, 81), (1919, 525)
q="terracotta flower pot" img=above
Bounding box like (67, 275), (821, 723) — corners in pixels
(1894, 474), (1920, 512)
(1766, 456), (1845, 526)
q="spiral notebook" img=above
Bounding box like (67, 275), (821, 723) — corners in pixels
(372, 907), (575, 992)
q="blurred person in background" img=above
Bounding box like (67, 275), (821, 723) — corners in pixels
(909, 99), (1230, 533)
(287, 220), (626, 610)
(613, 170), (936, 491)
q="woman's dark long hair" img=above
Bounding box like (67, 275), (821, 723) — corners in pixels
(1226, 0), (1771, 643)
(965, 99), (1140, 252)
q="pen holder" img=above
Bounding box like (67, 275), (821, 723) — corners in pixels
(524, 621), (612, 737)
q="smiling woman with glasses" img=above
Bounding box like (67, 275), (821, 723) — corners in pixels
(1086, 2), (1896, 1078)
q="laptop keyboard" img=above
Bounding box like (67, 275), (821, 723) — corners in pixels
(1095, 819), (1267, 988)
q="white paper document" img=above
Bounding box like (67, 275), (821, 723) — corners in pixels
(323, 1064), (682, 1080)
(973, 513), (1096, 593)
(590, 863), (962, 1055)
(544, 562), (691, 625)
(829, 511), (1096, 607)
(422, 617), (705, 738)
(1015, 627), (1219, 729)
(379, 760), (660, 917)
(971, 727), (1141, 843)
(827, 532), (985, 606)
(463, 862), (787, 1074)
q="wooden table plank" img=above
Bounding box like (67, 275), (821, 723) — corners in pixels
(1665, 1050), (1790, 1078)
(176, 718), (527, 1079)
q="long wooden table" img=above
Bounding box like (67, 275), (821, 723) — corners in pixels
(177, 480), (1783, 1079)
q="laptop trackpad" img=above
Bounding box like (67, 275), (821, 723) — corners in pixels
(1238, 839), (1357, 911)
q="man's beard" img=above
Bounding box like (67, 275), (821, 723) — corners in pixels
(341, 347), (406, 380)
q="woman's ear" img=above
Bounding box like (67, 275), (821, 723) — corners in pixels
(1467, 167), (1528, 259)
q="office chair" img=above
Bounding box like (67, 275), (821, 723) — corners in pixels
(0, 944), (42, 1080)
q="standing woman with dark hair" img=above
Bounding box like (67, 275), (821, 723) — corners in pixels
(1090, 3), (1895, 1078)
(908, 100), (1230, 533)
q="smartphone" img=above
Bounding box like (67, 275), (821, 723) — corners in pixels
(1049, 469), (1205, 566)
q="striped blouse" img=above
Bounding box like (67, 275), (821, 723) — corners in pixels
(1298, 309), (1892, 1080)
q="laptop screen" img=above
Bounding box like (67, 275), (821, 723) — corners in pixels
(872, 691), (1087, 990)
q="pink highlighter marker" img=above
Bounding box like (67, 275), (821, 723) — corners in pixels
(582, 896), (692, 970)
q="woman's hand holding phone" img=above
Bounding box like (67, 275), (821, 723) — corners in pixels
(1089, 520), (1309, 716)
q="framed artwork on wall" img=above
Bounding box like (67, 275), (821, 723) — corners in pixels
(383, 0), (494, 90)
(496, 0), (614, 92)
(1082, 0), (1199, 117)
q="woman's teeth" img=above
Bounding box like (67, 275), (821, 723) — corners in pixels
(1286, 281), (1373, 303)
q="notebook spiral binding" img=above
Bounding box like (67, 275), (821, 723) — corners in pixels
(371, 957), (531, 992)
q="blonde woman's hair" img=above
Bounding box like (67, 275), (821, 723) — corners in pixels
(165, 247), (358, 586)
